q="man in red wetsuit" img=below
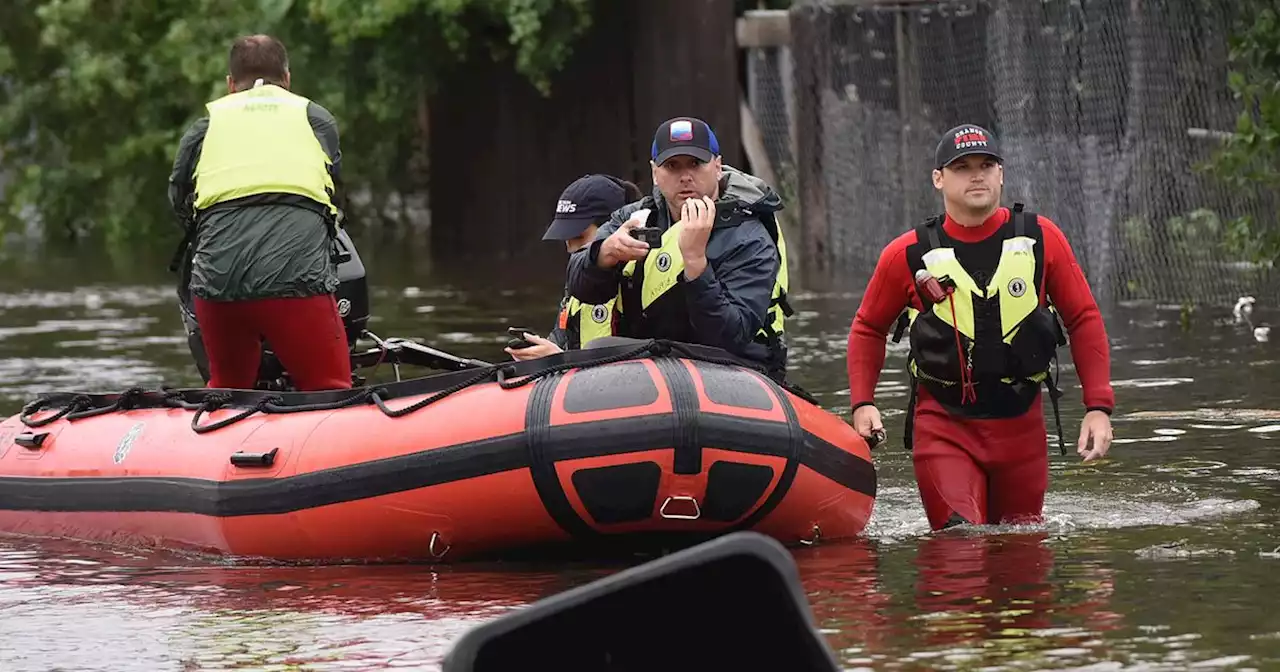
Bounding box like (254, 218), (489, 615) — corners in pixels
(846, 124), (1115, 530)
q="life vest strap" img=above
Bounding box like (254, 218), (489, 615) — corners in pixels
(891, 311), (909, 344)
(1044, 354), (1067, 456)
(770, 290), (796, 318)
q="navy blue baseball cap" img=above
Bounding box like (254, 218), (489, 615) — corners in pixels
(543, 174), (630, 241)
(651, 117), (720, 165)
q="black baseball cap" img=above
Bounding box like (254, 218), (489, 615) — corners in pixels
(935, 124), (1003, 169)
(651, 117), (721, 165)
(543, 174), (630, 241)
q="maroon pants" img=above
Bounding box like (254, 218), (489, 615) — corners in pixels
(193, 295), (352, 391)
(911, 388), (1049, 530)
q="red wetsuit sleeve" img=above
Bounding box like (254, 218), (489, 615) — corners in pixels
(847, 231), (918, 409)
(1039, 216), (1115, 413)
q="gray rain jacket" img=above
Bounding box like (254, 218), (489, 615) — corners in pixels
(168, 101), (343, 303)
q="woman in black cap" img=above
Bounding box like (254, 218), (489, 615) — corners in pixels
(507, 174), (643, 361)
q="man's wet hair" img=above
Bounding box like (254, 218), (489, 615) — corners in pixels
(228, 35), (289, 88)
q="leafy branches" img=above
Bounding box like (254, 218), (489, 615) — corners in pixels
(0, 0), (595, 245)
(1206, 1), (1280, 265)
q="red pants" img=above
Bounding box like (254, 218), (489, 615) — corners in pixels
(911, 388), (1048, 530)
(193, 295), (352, 391)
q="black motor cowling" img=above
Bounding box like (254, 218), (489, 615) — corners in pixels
(179, 228), (370, 390)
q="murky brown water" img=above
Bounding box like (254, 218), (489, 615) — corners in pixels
(1, 238), (1278, 670)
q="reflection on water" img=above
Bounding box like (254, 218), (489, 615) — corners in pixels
(1, 244), (1280, 670)
(0, 538), (557, 671)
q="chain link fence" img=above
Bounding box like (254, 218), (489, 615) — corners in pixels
(744, 0), (1277, 307)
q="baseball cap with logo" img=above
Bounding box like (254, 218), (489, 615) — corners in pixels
(543, 174), (632, 241)
(651, 117), (721, 165)
(934, 123), (1004, 169)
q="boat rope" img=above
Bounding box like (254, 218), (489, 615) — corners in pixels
(371, 339), (657, 418)
(17, 339), (820, 433)
(191, 393), (280, 434)
(19, 394), (91, 428)
(496, 341), (656, 390)
(19, 386), (148, 427)
(371, 363), (509, 419)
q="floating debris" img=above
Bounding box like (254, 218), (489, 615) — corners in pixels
(1119, 409), (1280, 423)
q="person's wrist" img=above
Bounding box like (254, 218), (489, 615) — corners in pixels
(595, 241), (615, 269)
(683, 255), (707, 279)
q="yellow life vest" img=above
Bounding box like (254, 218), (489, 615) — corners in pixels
(617, 207), (792, 347)
(192, 83), (337, 217)
(563, 296), (616, 348)
(894, 204), (1065, 419)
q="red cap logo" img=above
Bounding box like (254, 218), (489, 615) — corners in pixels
(953, 126), (989, 150)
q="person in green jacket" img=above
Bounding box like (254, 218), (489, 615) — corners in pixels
(168, 34), (352, 391)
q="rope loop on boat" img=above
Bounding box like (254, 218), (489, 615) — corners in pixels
(20, 394), (92, 428)
(191, 393), (282, 435)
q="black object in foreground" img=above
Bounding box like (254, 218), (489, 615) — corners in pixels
(440, 531), (841, 672)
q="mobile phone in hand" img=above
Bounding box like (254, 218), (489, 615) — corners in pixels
(629, 227), (662, 247)
(507, 326), (535, 350)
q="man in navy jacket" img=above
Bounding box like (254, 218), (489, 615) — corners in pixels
(565, 117), (791, 380)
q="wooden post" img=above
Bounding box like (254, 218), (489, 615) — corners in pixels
(736, 9), (790, 48)
(737, 9), (801, 280)
(895, 9), (911, 234)
(740, 96), (802, 279)
(788, 4), (831, 279)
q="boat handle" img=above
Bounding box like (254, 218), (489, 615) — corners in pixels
(230, 447), (279, 468)
(659, 495), (702, 520)
(429, 531), (451, 559)
(14, 432), (49, 450)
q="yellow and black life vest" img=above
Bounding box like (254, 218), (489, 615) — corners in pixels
(615, 198), (792, 370)
(191, 83), (337, 220)
(891, 204), (1068, 443)
(558, 295), (617, 349)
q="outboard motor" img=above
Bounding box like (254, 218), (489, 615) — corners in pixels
(330, 228), (371, 345)
(179, 228), (371, 389)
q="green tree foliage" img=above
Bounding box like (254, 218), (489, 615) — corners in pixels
(0, 0), (593, 246)
(1209, 2), (1280, 265)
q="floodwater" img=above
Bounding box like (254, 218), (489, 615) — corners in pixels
(1, 237), (1278, 671)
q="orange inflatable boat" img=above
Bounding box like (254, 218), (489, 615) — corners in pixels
(0, 339), (876, 563)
